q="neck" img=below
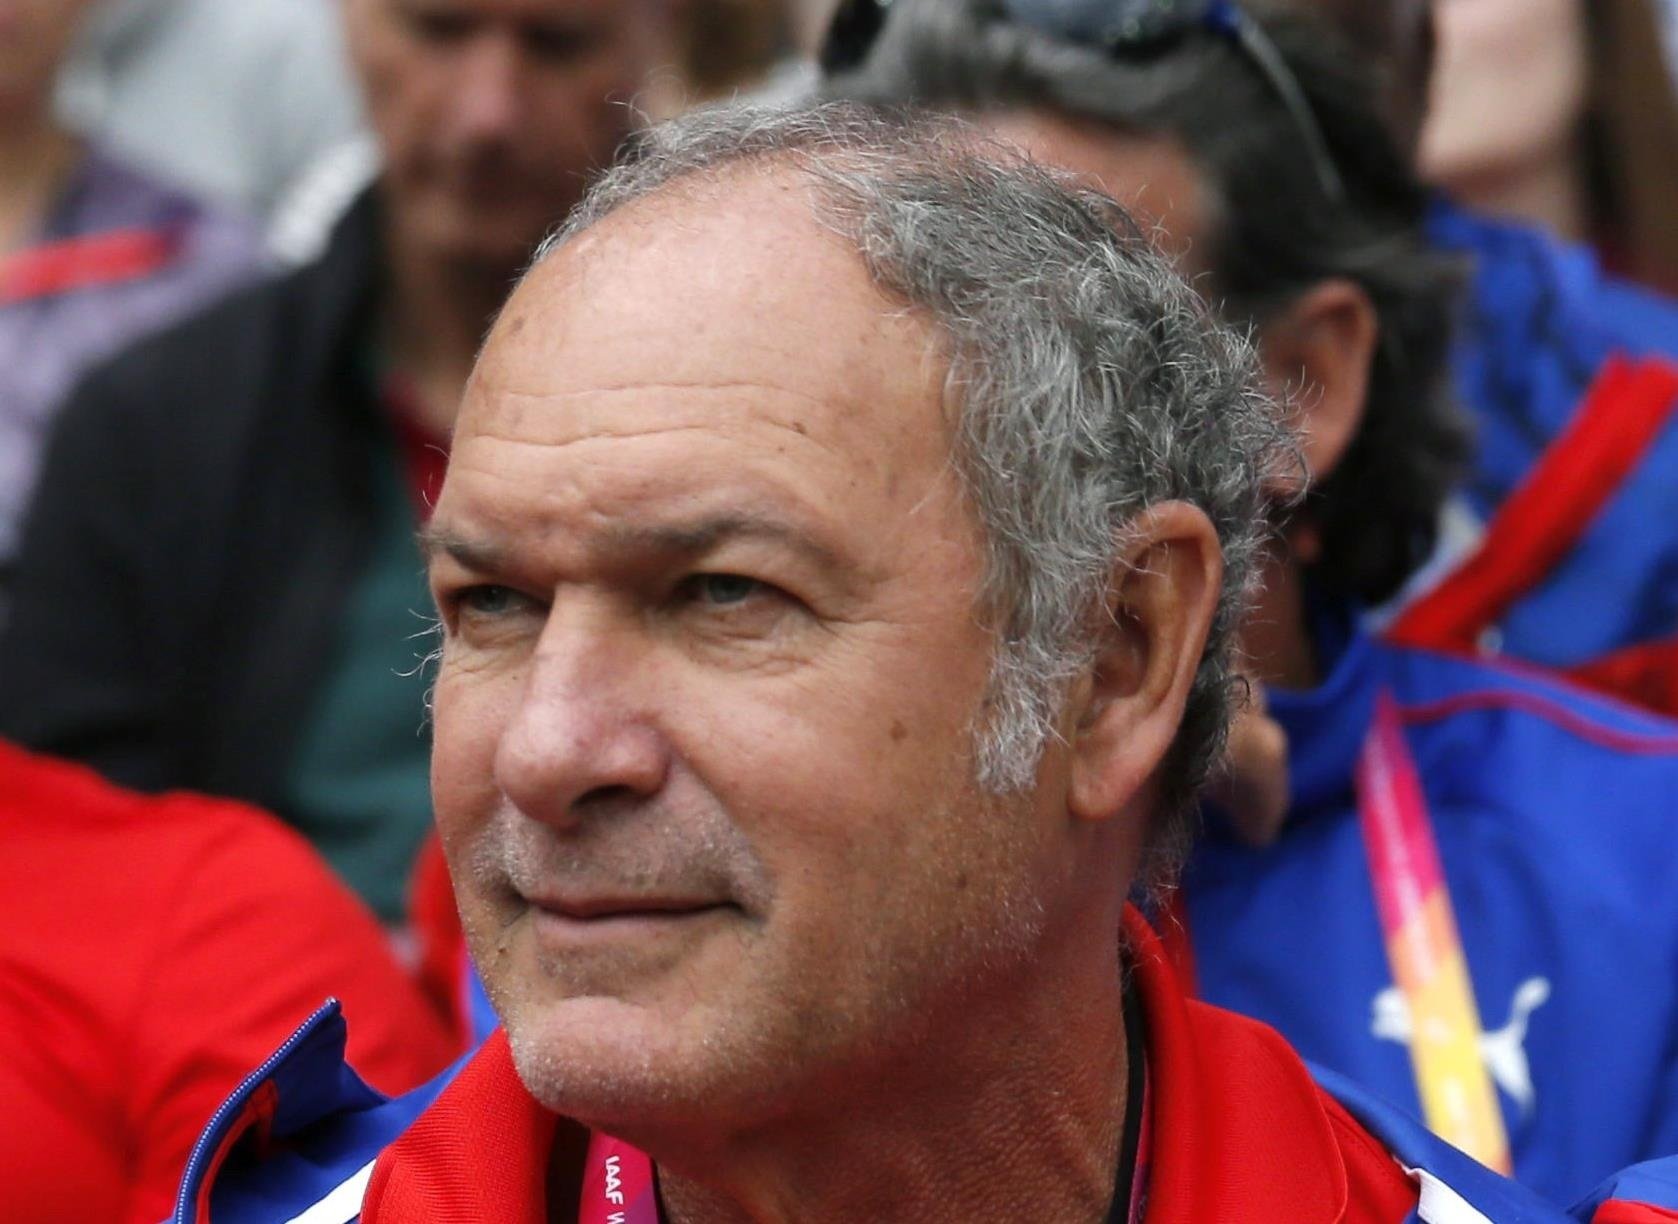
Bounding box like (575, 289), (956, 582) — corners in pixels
(382, 214), (516, 437)
(1244, 547), (1318, 691)
(1452, 134), (1592, 246)
(650, 902), (1133, 1224)
(0, 107), (79, 252)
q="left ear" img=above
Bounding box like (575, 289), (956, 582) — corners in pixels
(1258, 278), (1378, 481)
(1067, 501), (1223, 826)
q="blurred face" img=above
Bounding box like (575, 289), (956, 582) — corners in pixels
(1420, 0), (1588, 193)
(345, 0), (671, 269)
(0, 0), (97, 115)
(427, 173), (1077, 1134)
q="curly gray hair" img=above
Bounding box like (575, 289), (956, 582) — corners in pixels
(532, 100), (1296, 878)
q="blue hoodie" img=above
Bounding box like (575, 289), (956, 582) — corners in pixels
(1423, 202), (1678, 669)
(1184, 612), (1678, 1204)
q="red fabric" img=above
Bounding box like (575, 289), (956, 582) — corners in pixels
(364, 1030), (558, 1224)
(0, 227), (181, 306)
(1567, 639), (1678, 718)
(408, 832), (469, 1047)
(0, 742), (456, 1224)
(1594, 1206), (1678, 1223)
(1389, 355), (1678, 654)
(359, 907), (1418, 1222)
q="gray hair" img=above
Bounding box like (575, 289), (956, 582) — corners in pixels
(824, 0), (1467, 608)
(533, 100), (1294, 874)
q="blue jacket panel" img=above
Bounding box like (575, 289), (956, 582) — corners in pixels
(1430, 202), (1678, 667)
(1185, 626), (1678, 1205)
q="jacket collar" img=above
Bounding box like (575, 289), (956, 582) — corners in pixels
(1123, 908), (1368, 1224)
(364, 911), (1385, 1224)
(363, 1028), (557, 1223)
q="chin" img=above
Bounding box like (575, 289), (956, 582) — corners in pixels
(503, 995), (800, 1138)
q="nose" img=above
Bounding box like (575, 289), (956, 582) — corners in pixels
(449, 31), (524, 145)
(494, 613), (672, 829)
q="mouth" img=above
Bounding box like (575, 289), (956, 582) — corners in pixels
(528, 895), (735, 922)
(520, 893), (743, 949)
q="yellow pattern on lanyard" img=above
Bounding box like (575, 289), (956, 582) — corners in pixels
(1356, 692), (1512, 1173)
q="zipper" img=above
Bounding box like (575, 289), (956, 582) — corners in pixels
(171, 998), (343, 1223)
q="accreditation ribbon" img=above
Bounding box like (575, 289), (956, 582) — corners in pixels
(1356, 691), (1511, 1173)
(579, 1131), (660, 1224)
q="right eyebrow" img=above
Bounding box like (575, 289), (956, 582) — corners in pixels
(417, 525), (507, 572)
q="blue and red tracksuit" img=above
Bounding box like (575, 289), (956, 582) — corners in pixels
(173, 909), (1630, 1223)
(1180, 610), (1678, 1206)
(1391, 203), (1678, 713)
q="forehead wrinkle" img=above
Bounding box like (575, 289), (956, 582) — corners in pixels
(462, 377), (904, 456)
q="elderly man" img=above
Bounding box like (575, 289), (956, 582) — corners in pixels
(170, 101), (1631, 1223)
(822, 0), (1678, 1202)
(0, 0), (675, 920)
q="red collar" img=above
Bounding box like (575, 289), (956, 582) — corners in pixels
(364, 909), (1416, 1223)
(1121, 906), (1414, 1223)
(362, 1029), (557, 1223)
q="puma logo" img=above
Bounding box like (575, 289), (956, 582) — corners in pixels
(1370, 977), (1551, 1116)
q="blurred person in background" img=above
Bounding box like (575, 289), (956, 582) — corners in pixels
(0, 739), (455, 1224)
(1423, 0), (1678, 293)
(671, 0), (795, 101)
(828, 0), (1678, 1201)
(56, 0), (367, 221)
(0, 0), (679, 925)
(1310, 0), (1678, 718)
(0, 0), (263, 605)
(1240, 0), (1678, 716)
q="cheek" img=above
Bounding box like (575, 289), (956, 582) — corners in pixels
(430, 663), (517, 854)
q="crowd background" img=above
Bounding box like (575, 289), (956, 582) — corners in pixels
(5, 0), (1678, 1219)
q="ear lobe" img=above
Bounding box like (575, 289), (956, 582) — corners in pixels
(1068, 502), (1223, 827)
(1259, 279), (1378, 482)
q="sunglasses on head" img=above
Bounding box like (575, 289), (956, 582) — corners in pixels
(820, 0), (1348, 204)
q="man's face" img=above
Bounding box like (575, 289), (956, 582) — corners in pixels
(427, 172), (1080, 1133)
(0, 0), (97, 113)
(345, 0), (670, 270)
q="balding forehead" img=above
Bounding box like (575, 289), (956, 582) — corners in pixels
(483, 163), (942, 396)
(461, 163), (952, 470)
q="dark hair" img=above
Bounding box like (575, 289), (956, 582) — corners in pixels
(824, 0), (1469, 605)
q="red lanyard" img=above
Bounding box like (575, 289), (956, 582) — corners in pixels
(577, 1133), (659, 1224)
(0, 226), (181, 307)
(1356, 691), (1510, 1172)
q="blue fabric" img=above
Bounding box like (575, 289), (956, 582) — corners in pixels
(1185, 619), (1678, 1205)
(1572, 1155), (1678, 1220)
(173, 1003), (471, 1224)
(1429, 201), (1678, 667)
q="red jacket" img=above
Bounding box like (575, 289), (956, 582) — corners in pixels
(0, 742), (456, 1224)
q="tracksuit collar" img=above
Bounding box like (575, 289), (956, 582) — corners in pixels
(360, 910), (1379, 1223)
